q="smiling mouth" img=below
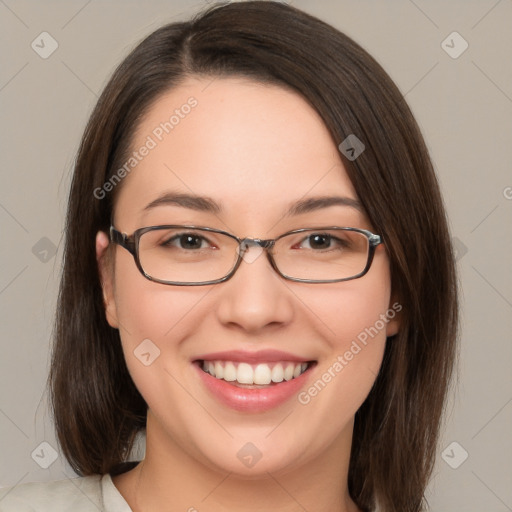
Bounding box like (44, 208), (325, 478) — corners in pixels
(194, 359), (317, 388)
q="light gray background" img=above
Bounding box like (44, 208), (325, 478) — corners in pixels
(1, 0), (511, 510)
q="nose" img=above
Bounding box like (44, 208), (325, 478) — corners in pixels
(214, 243), (295, 333)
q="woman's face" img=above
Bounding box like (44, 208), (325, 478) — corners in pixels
(97, 76), (399, 477)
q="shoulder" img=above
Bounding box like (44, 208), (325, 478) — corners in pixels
(0, 474), (106, 512)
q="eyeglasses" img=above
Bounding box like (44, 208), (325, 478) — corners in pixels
(109, 224), (383, 286)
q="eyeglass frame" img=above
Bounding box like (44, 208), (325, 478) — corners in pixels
(109, 223), (383, 286)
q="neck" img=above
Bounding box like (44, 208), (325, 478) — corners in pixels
(113, 413), (361, 512)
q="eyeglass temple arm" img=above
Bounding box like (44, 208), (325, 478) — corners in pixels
(109, 226), (136, 255)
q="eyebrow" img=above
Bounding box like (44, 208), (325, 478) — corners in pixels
(142, 192), (363, 216)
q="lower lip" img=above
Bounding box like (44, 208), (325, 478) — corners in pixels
(194, 362), (316, 413)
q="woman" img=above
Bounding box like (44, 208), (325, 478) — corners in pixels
(0, 1), (458, 511)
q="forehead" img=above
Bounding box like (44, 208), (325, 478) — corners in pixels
(114, 76), (361, 230)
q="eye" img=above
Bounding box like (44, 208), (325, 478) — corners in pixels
(162, 232), (211, 250)
(298, 233), (346, 250)
(303, 234), (331, 249)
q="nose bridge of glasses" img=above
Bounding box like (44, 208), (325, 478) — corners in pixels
(239, 237), (274, 251)
(236, 237), (275, 265)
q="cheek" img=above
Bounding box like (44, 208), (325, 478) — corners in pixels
(112, 253), (205, 341)
(294, 267), (392, 353)
(290, 302), (389, 459)
(111, 256), (212, 400)
(293, 259), (392, 411)
(112, 268), (200, 420)
(304, 284), (389, 401)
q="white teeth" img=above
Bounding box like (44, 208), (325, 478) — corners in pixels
(254, 364), (272, 385)
(237, 363), (253, 384)
(223, 362), (237, 382)
(214, 361), (224, 379)
(283, 363), (294, 381)
(200, 360), (310, 385)
(271, 364), (284, 383)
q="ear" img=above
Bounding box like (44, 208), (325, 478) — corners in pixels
(385, 294), (402, 338)
(96, 231), (119, 329)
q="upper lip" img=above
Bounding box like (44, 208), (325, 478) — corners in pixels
(193, 349), (315, 363)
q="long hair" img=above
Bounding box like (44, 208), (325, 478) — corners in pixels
(50, 2), (459, 511)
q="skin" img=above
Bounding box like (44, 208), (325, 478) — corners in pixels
(96, 76), (400, 512)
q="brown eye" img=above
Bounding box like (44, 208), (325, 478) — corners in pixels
(296, 233), (348, 251)
(307, 234), (332, 249)
(162, 233), (208, 250)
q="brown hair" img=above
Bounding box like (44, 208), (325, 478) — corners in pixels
(50, 2), (459, 511)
